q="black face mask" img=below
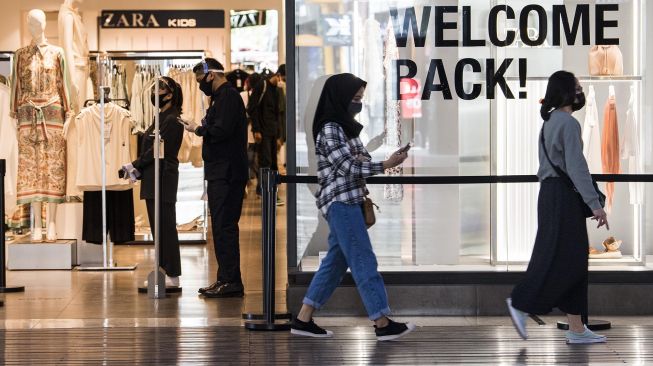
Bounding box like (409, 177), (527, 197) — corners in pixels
(572, 92), (586, 112)
(151, 93), (170, 107)
(199, 73), (213, 96)
(348, 102), (363, 116)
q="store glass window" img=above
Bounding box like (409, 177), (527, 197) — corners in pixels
(291, 0), (650, 272)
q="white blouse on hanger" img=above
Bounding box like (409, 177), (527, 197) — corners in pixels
(621, 85), (643, 204)
(581, 85), (602, 174)
(66, 103), (134, 191)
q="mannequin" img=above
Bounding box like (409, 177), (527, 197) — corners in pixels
(11, 10), (72, 242)
(59, 0), (89, 198)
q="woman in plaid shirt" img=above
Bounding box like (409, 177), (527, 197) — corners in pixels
(290, 73), (415, 341)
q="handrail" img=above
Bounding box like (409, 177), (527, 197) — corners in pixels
(278, 174), (653, 185)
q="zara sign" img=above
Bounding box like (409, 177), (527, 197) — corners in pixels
(101, 10), (225, 29)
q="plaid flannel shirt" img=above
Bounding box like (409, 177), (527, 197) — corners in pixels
(315, 122), (384, 217)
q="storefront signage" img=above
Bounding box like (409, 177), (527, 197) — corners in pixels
(391, 4), (620, 101)
(101, 10), (225, 29)
(322, 15), (352, 46)
(231, 10), (266, 28)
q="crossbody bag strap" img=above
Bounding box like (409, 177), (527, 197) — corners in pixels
(540, 123), (568, 179)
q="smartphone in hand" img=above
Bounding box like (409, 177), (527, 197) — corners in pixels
(397, 143), (412, 154)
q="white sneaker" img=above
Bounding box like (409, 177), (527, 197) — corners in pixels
(166, 276), (180, 287)
(506, 298), (529, 340)
(566, 326), (607, 344)
(144, 276), (180, 288)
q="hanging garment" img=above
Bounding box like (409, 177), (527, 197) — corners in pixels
(57, 3), (90, 113)
(601, 90), (620, 211)
(589, 45), (624, 76)
(66, 102), (134, 191)
(130, 71), (145, 133)
(581, 85), (602, 174)
(383, 20), (403, 202)
(82, 189), (135, 244)
(168, 67), (204, 166)
(10, 42), (72, 205)
(362, 18), (384, 119)
(621, 85), (643, 205)
(0, 83), (18, 214)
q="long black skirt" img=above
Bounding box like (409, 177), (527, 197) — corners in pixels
(511, 178), (589, 316)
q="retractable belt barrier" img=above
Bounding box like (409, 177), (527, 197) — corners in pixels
(251, 171), (652, 332)
(278, 174), (653, 185)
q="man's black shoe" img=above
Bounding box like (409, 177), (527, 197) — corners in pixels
(198, 280), (223, 294)
(203, 282), (244, 298)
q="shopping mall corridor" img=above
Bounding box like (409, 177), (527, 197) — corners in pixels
(1, 189), (653, 364)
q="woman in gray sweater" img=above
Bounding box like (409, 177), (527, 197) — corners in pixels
(506, 71), (609, 344)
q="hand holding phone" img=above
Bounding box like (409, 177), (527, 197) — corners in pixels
(396, 143), (411, 155)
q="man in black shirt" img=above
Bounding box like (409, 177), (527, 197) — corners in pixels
(183, 58), (248, 298)
(250, 66), (285, 197)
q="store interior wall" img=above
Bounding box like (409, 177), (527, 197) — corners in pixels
(0, 0), (285, 69)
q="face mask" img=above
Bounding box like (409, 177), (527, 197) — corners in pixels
(348, 102), (363, 116)
(572, 92), (586, 112)
(199, 73), (213, 96)
(151, 93), (170, 107)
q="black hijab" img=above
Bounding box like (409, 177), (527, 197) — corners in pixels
(312, 73), (367, 142)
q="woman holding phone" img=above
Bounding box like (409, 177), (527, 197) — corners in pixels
(290, 73), (415, 341)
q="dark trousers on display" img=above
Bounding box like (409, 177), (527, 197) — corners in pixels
(256, 135), (277, 193)
(145, 199), (182, 277)
(207, 179), (246, 285)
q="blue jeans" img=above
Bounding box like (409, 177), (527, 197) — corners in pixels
(303, 202), (391, 320)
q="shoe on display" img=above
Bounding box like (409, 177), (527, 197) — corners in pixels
(290, 318), (334, 338)
(374, 319), (416, 341)
(589, 237), (623, 259)
(198, 280), (223, 294)
(203, 282), (244, 298)
(566, 326), (607, 344)
(506, 298), (529, 340)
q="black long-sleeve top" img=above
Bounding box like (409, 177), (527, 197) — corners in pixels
(194, 82), (248, 182)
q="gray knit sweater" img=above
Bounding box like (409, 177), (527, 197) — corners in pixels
(537, 110), (602, 211)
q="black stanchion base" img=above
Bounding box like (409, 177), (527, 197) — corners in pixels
(0, 286), (25, 293)
(557, 319), (612, 331)
(138, 286), (182, 294)
(245, 320), (291, 331)
(242, 312), (292, 321)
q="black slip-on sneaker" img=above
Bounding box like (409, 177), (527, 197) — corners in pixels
(290, 318), (334, 338)
(374, 319), (416, 341)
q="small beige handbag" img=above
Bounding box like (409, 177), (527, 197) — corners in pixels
(589, 45), (624, 76)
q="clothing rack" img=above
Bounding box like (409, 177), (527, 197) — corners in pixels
(89, 50), (209, 245)
(83, 98), (130, 108)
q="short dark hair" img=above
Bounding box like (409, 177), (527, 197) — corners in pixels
(159, 76), (183, 113)
(540, 70), (577, 121)
(276, 64), (286, 76)
(192, 58), (224, 74)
